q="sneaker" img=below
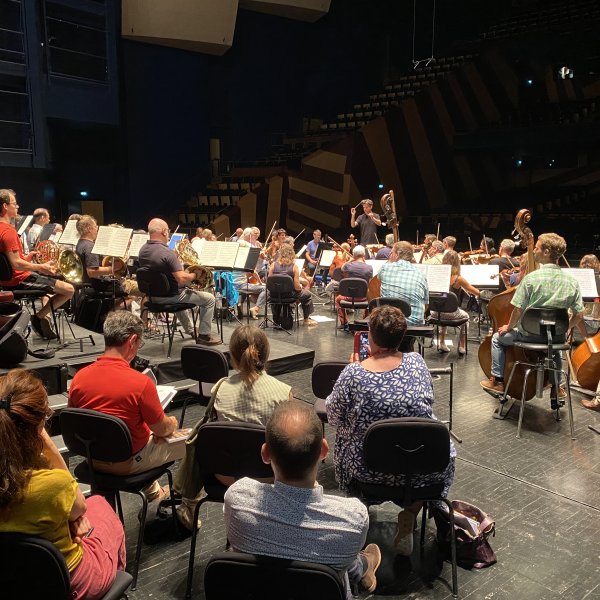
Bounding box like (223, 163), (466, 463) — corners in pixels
(196, 334), (221, 346)
(30, 314), (45, 338)
(176, 503), (202, 531)
(394, 510), (415, 556)
(359, 543), (381, 593)
(480, 376), (504, 395)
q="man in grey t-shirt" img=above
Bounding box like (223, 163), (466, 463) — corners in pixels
(224, 401), (381, 598)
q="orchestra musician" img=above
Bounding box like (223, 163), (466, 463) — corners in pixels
(442, 236), (456, 255)
(229, 227), (244, 242)
(431, 250), (480, 355)
(378, 241), (429, 327)
(335, 245), (372, 331)
(350, 199), (381, 245)
(138, 218), (220, 346)
(375, 234), (394, 260)
(423, 240), (444, 264)
(269, 243), (316, 327)
(75, 216), (115, 283)
(480, 233), (586, 402)
(325, 242), (351, 295)
(488, 239), (517, 293)
(28, 207), (50, 248)
(0, 189), (74, 340)
(191, 227), (204, 242)
(304, 229), (322, 276)
(233, 229), (266, 319)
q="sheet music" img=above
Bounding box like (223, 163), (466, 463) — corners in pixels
(296, 244), (307, 258)
(197, 241), (239, 269)
(461, 264), (500, 287)
(234, 246), (250, 269)
(91, 226), (133, 258)
(295, 259), (305, 273)
(562, 268), (599, 299)
(414, 264), (451, 293)
(365, 259), (385, 277)
(413, 251), (423, 263)
(319, 249), (336, 268)
(128, 233), (149, 258)
(17, 215), (33, 236)
(191, 238), (205, 255)
(57, 220), (80, 246)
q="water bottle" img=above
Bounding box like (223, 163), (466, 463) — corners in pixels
(215, 291), (223, 318)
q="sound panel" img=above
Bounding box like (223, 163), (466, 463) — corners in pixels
(239, 0), (330, 23)
(122, 0), (238, 56)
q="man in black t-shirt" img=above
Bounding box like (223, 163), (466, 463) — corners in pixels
(76, 215), (115, 284)
(488, 239), (517, 293)
(350, 199), (381, 245)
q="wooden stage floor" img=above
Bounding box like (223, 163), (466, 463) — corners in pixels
(16, 305), (600, 600)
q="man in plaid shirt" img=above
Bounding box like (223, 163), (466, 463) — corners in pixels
(378, 241), (429, 325)
(481, 233), (586, 405)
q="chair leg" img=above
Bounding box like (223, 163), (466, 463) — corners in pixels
(115, 491), (124, 523)
(131, 491), (149, 590)
(166, 470), (179, 537)
(440, 498), (458, 598)
(420, 502), (427, 551)
(565, 371), (575, 440)
(166, 313), (177, 358)
(185, 498), (208, 599)
(517, 368), (533, 438)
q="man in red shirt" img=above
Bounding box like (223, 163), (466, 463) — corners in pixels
(68, 311), (184, 505)
(0, 189), (74, 339)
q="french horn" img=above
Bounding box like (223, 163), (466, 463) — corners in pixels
(175, 239), (214, 291)
(35, 240), (83, 284)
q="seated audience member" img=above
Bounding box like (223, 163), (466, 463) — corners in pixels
(68, 311), (198, 528)
(375, 234), (394, 260)
(0, 369), (126, 600)
(269, 243), (316, 326)
(431, 250), (480, 354)
(224, 401), (381, 597)
(326, 305), (455, 555)
(336, 244), (373, 329)
(174, 325), (292, 501)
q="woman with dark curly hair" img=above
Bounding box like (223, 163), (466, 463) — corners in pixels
(0, 369), (126, 600)
(326, 305), (455, 556)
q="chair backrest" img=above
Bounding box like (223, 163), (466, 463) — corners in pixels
(363, 417), (450, 475)
(59, 407), (133, 463)
(311, 361), (347, 399)
(428, 291), (459, 314)
(0, 253), (12, 281)
(0, 532), (70, 600)
(204, 552), (345, 600)
(194, 421), (273, 480)
(332, 267), (343, 282)
(181, 346), (229, 393)
(338, 277), (368, 298)
(136, 267), (175, 298)
(520, 307), (569, 338)
(266, 274), (295, 299)
(368, 296), (412, 318)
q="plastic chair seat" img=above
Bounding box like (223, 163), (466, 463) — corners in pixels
(339, 299), (369, 309)
(513, 341), (570, 352)
(314, 398), (327, 423)
(74, 461), (175, 493)
(145, 301), (196, 313)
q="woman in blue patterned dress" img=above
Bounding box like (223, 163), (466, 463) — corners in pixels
(325, 305), (455, 555)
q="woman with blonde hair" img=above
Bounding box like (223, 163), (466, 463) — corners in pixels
(269, 243), (317, 326)
(0, 369), (126, 600)
(432, 250), (480, 354)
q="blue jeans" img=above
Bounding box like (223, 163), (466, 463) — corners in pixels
(344, 554), (367, 599)
(491, 329), (563, 380)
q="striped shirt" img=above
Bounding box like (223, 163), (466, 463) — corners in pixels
(511, 263), (584, 333)
(213, 372), (291, 425)
(378, 259), (429, 324)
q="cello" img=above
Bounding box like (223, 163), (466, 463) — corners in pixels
(478, 209), (547, 400)
(366, 190), (398, 301)
(572, 331), (600, 391)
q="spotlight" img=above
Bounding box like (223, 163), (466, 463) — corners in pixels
(377, 184), (384, 189)
(79, 191), (88, 197)
(516, 159), (523, 167)
(526, 79), (533, 86)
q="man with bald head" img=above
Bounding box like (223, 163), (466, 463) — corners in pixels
(138, 218), (219, 345)
(378, 241), (429, 325)
(224, 401), (381, 597)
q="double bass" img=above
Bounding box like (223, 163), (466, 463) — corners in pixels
(572, 331), (600, 391)
(478, 209), (547, 400)
(366, 190), (399, 301)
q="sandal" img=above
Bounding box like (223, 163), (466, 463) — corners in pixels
(147, 485), (170, 503)
(394, 510), (415, 556)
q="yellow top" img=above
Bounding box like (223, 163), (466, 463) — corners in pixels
(0, 469), (83, 571)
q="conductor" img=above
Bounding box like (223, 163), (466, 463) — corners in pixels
(350, 199), (381, 246)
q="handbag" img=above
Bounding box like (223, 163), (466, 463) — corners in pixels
(432, 500), (497, 569)
(172, 377), (227, 499)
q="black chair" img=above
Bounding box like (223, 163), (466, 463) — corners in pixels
(204, 551), (345, 600)
(335, 277), (369, 335)
(179, 345), (229, 427)
(266, 274), (298, 334)
(136, 267), (197, 357)
(0, 532), (133, 600)
(329, 267), (343, 311)
(0, 252), (59, 339)
(348, 417), (458, 598)
(311, 361), (347, 434)
(428, 292), (470, 355)
(501, 307), (574, 439)
(59, 408), (179, 590)
(185, 421), (274, 599)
